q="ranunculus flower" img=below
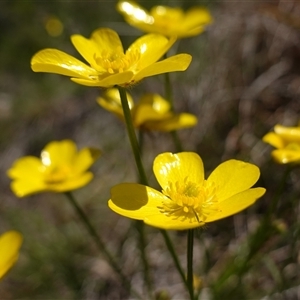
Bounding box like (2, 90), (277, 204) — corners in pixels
(263, 124), (300, 164)
(108, 152), (265, 230)
(117, 1), (212, 38)
(31, 27), (192, 88)
(7, 140), (100, 197)
(97, 88), (197, 131)
(0, 231), (23, 279)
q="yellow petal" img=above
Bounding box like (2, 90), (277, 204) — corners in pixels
(31, 49), (98, 78)
(71, 34), (104, 70)
(262, 132), (285, 149)
(144, 212), (204, 230)
(10, 178), (47, 197)
(0, 231), (23, 279)
(71, 70), (134, 87)
(207, 160), (260, 203)
(73, 148), (101, 174)
(48, 172), (94, 192)
(108, 183), (165, 220)
(143, 113), (198, 132)
(129, 34), (176, 71)
(274, 124), (300, 143)
(7, 156), (44, 179)
(117, 1), (153, 25)
(42, 140), (77, 167)
(153, 152), (204, 191)
(134, 54), (192, 82)
(271, 149), (300, 164)
(90, 28), (124, 53)
(97, 88), (134, 119)
(133, 94), (171, 126)
(205, 188), (266, 222)
(180, 7), (213, 36)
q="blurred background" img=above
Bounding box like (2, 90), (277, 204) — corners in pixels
(0, 0), (300, 299)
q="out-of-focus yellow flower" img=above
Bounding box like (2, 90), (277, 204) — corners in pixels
(117, 1), (212, 38)
(108, 152), (265, 230)
(31, 27), (192, 88)
(45, 16), (64, 37)
(7, 140), (101, 197)
(0, 231), (23, 279)
(97, 88), (197, 131)
(263, 124), (300, 164)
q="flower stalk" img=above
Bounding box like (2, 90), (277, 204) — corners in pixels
(187, 229), (195, 300)
(65, 192), (141, 299)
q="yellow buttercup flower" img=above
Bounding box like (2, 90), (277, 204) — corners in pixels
(263, 124), (300, 164)
(97, 88), (197, 131)
(117, 1), (212, 38)
(7, 140), (101, 197)
(108, 152), (265, 230)
(0, 231), (23, 279)
(31, 27), (192, 88)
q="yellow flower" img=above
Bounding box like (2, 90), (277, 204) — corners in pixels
(263, 124), (300, 164)
(0, 231), (23, 279)
(108, 152), (265, 230)
(97, 88), (197, 131)
(117, 1), (212, 38)
(7, 140), (101, 197)
(31, 27), (192, 88)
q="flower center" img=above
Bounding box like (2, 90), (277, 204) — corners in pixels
(159, 178), (220, 223)
(44, 165), (71, 184)
(94, 47), (140, 74)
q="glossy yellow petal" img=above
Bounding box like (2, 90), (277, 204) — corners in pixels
(271, 149), (300, 164)
(31, 49), (98, 78)
(262, 132), (285, 149)
(42, 140), (77, 167)
(139, 94), (170, 114)
(117, 1), (153, 25)
(90, 28), (124, 53)
(274, 124), (300, 143)
(134, 54), (192, 82)
(129, 34), (176, 71)
(97, 88), (134, 119)
(0, 231), (23, 279)
(144, 212), (204, 230)
(7, 157), (44, 179)
(71, 34), (103, 70)
(109, 183), (166, 220)
(71, 70), (134, 87)
(143, 113), (198, 132)
(117, 1), (212, 38)
(207, 160), (260, 203)
(73, 148), (101, 174)
(205, 188), (266, 222)
(153, 152), (204, 191)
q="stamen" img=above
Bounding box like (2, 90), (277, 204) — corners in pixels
(159, 179), (219, 223)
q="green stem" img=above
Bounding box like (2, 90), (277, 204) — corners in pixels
(164, 71), (183, 153)
(117, 86), (148, 185)
(187, 229), (194, 300)
(65, 192), (141, 299)
(117, 85), (187, 298)
(159, 229), (188, 290)
(117, 86), (153, 298)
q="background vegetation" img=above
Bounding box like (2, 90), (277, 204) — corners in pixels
(0, 0), (299, 299)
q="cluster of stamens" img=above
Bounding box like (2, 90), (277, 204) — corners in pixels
(159, 177), (219, 223)
(94, 47), (140, 74)
(44, 165), (71, 184)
